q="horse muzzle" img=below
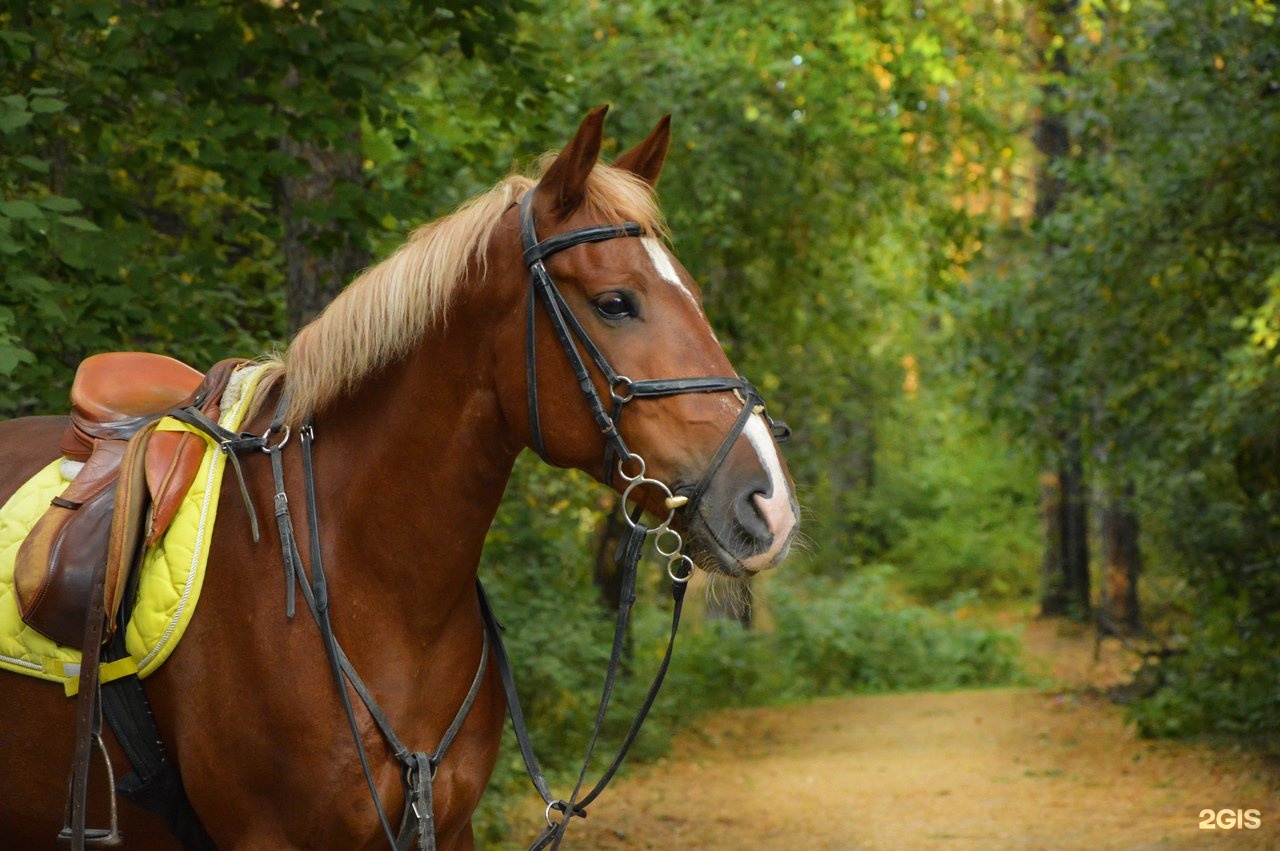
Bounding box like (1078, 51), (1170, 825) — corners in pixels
(682, 463), (799, 577)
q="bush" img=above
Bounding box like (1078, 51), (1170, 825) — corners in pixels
(1128, 600), (1280, 744)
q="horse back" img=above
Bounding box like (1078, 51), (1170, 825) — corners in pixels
(0, 417), (66, 503)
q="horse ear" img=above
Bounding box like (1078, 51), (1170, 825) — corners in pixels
(539, 105), (610, 217)
(613, 115), (671, 187)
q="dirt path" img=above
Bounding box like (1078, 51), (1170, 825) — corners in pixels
(548, 618), (1279, 849)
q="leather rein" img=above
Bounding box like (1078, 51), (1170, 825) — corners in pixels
(165, 191), (789, 850)
(498, 191), (790, 849)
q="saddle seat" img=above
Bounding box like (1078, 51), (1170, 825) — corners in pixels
(14, 352), (248, 648)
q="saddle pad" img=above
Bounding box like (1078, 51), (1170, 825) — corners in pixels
(0, 364), (266, 694)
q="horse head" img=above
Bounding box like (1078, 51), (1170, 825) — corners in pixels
(489, 107), (799, 578)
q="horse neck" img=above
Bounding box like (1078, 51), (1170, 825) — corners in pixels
(303, 298), (521, 632)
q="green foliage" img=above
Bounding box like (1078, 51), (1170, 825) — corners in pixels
(956, 0), (1280, 740)
(873, 396), (1041, 602)
(0, 0), (533, 415)
(766, 570), (1024, 694)
(1130, 598), (1280, 742)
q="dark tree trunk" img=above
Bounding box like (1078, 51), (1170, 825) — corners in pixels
(1030, 0), (1076, 219)
(1099, 483), (1142, 632)
(1030, 0), (1090, 620)
(278, 130), (371, 333)
(592, 494), (629, 612)
(1039, 470), (1068, 615)
(1041, 444), (1090, 619)
(1060, 446), (1091, 618)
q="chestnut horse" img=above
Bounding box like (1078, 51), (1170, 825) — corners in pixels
(0, 107), (798, 849)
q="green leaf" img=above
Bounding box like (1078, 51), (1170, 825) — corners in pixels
(9, 274), (53, 294)
(0, 111), (33, 133)
(0, 346), (35, 376)
(0, 200), (42, 220)
(15, 155), (49, 173)
(28, 97), (67, 114)
(39, 195), (82, 213)
(57, 216), (100, 232)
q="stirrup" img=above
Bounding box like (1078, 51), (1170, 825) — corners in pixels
(58, 732), (123, 848)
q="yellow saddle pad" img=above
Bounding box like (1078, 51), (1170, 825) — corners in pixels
(0, 364), (266, 695)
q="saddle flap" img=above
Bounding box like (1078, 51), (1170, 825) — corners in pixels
(14, 425), (157, 649)
(144, 357), (247, 545)
(15, 355), (251, 650)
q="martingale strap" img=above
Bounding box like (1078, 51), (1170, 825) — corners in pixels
(261, 393), (490, 851)
(163, 386), (495, 851)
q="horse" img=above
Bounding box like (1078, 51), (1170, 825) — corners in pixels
(0, 106), (798, 850)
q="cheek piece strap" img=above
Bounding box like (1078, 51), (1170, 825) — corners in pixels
(518, 191), (789, 513)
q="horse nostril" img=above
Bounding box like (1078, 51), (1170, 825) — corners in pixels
(734, 487), (773, 543)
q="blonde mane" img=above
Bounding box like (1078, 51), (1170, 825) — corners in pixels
(255, 160), (667, 427)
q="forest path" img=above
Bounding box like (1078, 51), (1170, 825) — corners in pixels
(561, 617), (1279, 849)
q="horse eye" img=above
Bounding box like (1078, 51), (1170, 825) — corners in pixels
(594, 292), (635, 320)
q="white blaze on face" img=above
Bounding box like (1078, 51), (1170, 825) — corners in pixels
(642, 237), (703, 313)
(741, 413), (797, 570)
(642, 236), (792, 566)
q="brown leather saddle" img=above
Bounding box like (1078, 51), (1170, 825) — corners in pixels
(13, 352), (247, 649)
(12, 352), (250, 849)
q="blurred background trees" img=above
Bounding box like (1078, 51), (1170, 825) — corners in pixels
(4, 0), (1278, 835)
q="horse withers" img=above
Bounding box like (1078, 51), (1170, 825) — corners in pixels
(0, 107), (798, 850)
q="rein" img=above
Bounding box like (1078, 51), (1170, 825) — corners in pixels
(500, 192), (790, 848)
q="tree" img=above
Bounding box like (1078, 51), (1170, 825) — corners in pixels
(959, 0), (1280, 738)
(0, 0), (533, 413)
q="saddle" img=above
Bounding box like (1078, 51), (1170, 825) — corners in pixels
(13, 352), (247, 649)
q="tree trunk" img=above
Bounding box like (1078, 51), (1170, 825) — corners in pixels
(1060, 446), (1091, 618)
(1039, 470), (1068, 615)
(1099, 483), (1142, 632)
(1041, 445), (1090, 619)
(278, 128), (371, 333)
(1030, 0), (1090, 620)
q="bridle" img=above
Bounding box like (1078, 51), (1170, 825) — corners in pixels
(493, 190), (791, 849)
(519, 190), (790, 572)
